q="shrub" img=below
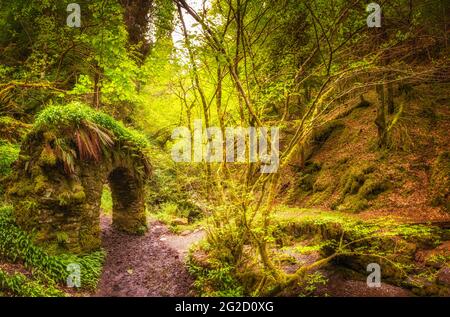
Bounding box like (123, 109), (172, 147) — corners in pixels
(0, 141), (20, 176)
(187, 255), (244, 297)
(0, 269), (65, 297)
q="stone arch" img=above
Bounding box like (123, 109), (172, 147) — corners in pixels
(7, 104), (151, 254)
(108, 166), (146, 233)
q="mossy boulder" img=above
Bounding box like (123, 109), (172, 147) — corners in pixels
(334, 163), (387, 212)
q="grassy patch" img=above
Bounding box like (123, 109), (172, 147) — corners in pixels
(100, 185), (113, 215)
(275, 207), (445, 247)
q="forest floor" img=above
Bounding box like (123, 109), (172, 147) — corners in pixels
(93, 210), (419, 297)
(94, 215), (204, 297)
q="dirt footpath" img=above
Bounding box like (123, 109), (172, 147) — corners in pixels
(94, 215), (204, 297)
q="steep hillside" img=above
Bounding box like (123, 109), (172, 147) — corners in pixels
(283, 83), (450, 223)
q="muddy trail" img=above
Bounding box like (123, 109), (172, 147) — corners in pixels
(94, 215), (204, 297)
(93, 214), (414, 297)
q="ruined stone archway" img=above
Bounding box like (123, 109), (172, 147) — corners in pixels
(7, 104), (151, 254)
(108, 167), (146, 233)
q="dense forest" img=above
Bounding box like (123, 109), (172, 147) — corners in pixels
(0, 0), (449, 298)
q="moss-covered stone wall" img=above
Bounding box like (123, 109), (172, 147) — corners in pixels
(6, 103), (151, 254)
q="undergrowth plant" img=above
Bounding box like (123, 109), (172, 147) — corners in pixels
(0, 205), (105, 292)
(191, 206), (449, 296)
(187, 253), (244, 297)
(0, 269), (64, 297)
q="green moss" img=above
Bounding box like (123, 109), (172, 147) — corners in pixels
(0, 142), (20, 176)
(341, 163), (375, 195)
(38, 146), (57, 166)
(333, 163), (386, 212)
(25, 102), (151, 179)
(22, 199), (38, 212)
(342, 173), (365, 195)
(34, 230), (51, 243)
(13, 198), (40, 230)
(57, 192), (71, 206)
(337, 195), (368, 212)
(298, 173), (315, 192)
(0, 116), (30, 142)
(276, 209), (446, 250)
(34, 102), (149, 149)
(79, 227), (101, 252)
(273, 209), (448, 295)
(307, 186), (334, 207)
(33, 174), (48, 194)
(312, 171), (332, 192)
(57, 188), (86, 206)
(311, 121), (345, 145)
(286, 162), (323, 204)
(9, 180), (33, 198)
(72, 190), (86, 203)
(358, 178), (388, 199)
(56, 232), (69, 245)
(289, 242), (328, 255)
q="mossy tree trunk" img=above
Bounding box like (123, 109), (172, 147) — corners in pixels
(375, 83), (388, 148)
(387, 82), (395, 115)
(372, 21), (390, 149)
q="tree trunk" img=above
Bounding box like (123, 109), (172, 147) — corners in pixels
(93, 64), (101, 109)
(375, 84), (388, 148)
(387, 82), (395, 114)
(177, 3), (212, 195)
(299, 144), (305, 169)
